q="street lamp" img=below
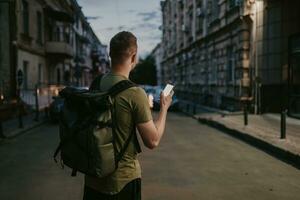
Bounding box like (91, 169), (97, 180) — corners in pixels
(0, 93), (4, 104)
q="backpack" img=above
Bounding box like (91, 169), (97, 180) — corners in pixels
(53, 76), (141, 178)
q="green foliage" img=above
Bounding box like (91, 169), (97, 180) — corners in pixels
(130, 55), (157, 85)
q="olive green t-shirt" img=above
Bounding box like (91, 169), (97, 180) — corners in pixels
(84, 73), (152, 195)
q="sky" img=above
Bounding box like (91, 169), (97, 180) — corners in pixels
(77, 0), (162, 58)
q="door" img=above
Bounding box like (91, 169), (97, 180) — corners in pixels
(289, 35), (300, 118)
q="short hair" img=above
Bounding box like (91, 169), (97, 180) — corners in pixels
(109, 31), (137, 66)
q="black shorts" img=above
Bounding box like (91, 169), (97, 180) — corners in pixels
(83, 178), (141, 200)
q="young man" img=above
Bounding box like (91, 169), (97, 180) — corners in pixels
(83, 31), (173, 200)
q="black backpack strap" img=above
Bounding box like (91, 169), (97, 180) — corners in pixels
(108, 80), (137, 97)
(115, 128), (137, 163)
(108, 80), (140, 164)
(89, 74), (104, 91)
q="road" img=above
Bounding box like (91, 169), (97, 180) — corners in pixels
(0, 112), (300, 200)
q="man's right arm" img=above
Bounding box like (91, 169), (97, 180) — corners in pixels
(137, 93), (172, 149)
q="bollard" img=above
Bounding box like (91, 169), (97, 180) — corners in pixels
(34, 84), (39, 121)
(280, 110), (287, 139)
(244, 103), (248, 126)
(17, 88), (23, 128)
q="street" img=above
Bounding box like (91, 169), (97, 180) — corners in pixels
(0, 112), (300, 200)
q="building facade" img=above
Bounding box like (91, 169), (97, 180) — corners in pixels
(160, 0), (300, 117)
(0, 0), (17, 100)
(0, 0), (109, 104)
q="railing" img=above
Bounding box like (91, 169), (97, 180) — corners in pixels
(20, 83), (65, 111)
(49, 30), (73, 45)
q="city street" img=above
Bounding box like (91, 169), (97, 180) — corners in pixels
(1, 112), (300, 200)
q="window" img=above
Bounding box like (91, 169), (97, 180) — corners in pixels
(36, 11), (42, 44)
(227, 47), (235, 83)
(22, 0), (29, 35)
(23, 61), (28, 89)
(38, 64), (42, 83)
(196, 7), (204, 34)
(211, 0), (220, 21)
(228, 0), (240, 8)
(57, 68), (61, 84)
(55, 27), (60, 41)
(210, 51), (217, 84)
(75, 15), (79, 29)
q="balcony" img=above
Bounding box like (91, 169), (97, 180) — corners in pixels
(46, 42), (73, 58)
(46, 30), (73, 58)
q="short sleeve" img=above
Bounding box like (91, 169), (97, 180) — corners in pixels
(131, 87), (153, 124)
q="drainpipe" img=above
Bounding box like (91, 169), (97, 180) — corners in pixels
(10, 0), (17, 99)
(254, 1), (259, 114)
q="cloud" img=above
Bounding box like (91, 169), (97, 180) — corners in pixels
(137, 11), (159, 22)
(136, 23), (159, 30)
(85, 16), (103, 20)
(145, 34), (161, 41)
(127, 9), (138, 13)
(77, 0), (163, 56)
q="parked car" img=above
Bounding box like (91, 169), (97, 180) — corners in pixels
(145, 86), (178, 111)
(49, 86), (89, 122)
(49, 96), (64, 122)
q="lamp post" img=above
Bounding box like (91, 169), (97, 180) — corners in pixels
(34, 84), (40, 121)
(0, 93), (4, 138)
(17, 69), (23, 128)
(240, 75), (252, 126)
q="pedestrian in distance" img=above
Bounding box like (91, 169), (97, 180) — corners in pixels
(83, 31), (173, 200)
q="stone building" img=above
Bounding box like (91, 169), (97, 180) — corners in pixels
(160, 0), (300, 117)
(0, 0), (109, 103)
(254, 0), (300, 118)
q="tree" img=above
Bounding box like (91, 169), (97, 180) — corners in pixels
(130, 55), (157, 85)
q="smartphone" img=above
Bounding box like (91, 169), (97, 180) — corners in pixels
(163, 84), (174, 96)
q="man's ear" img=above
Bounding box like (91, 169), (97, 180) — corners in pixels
(131, 53), (137, 64)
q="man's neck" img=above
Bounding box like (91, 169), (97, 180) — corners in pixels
(111, 66), (130, 78)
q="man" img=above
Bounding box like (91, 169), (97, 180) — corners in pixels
(83, 31), (173, 200)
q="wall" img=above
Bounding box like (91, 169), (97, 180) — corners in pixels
(0, 2), (11, 98)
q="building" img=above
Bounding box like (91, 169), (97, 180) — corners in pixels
(160, 0), (300, 118)
(0, 0), (17, 101)
(45, 0), (109, 87)
(151, 43), (164, 86)
(0, 0), (109, 106)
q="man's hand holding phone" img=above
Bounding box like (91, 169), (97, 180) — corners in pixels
(160, 84), (174, 111)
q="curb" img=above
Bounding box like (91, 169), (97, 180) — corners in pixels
(196, 116), (300, 170)
(2, 119), (48, 140)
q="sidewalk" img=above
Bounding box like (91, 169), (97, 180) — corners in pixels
(179, 102), (300, 168)
(1, 112), (47, 139)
